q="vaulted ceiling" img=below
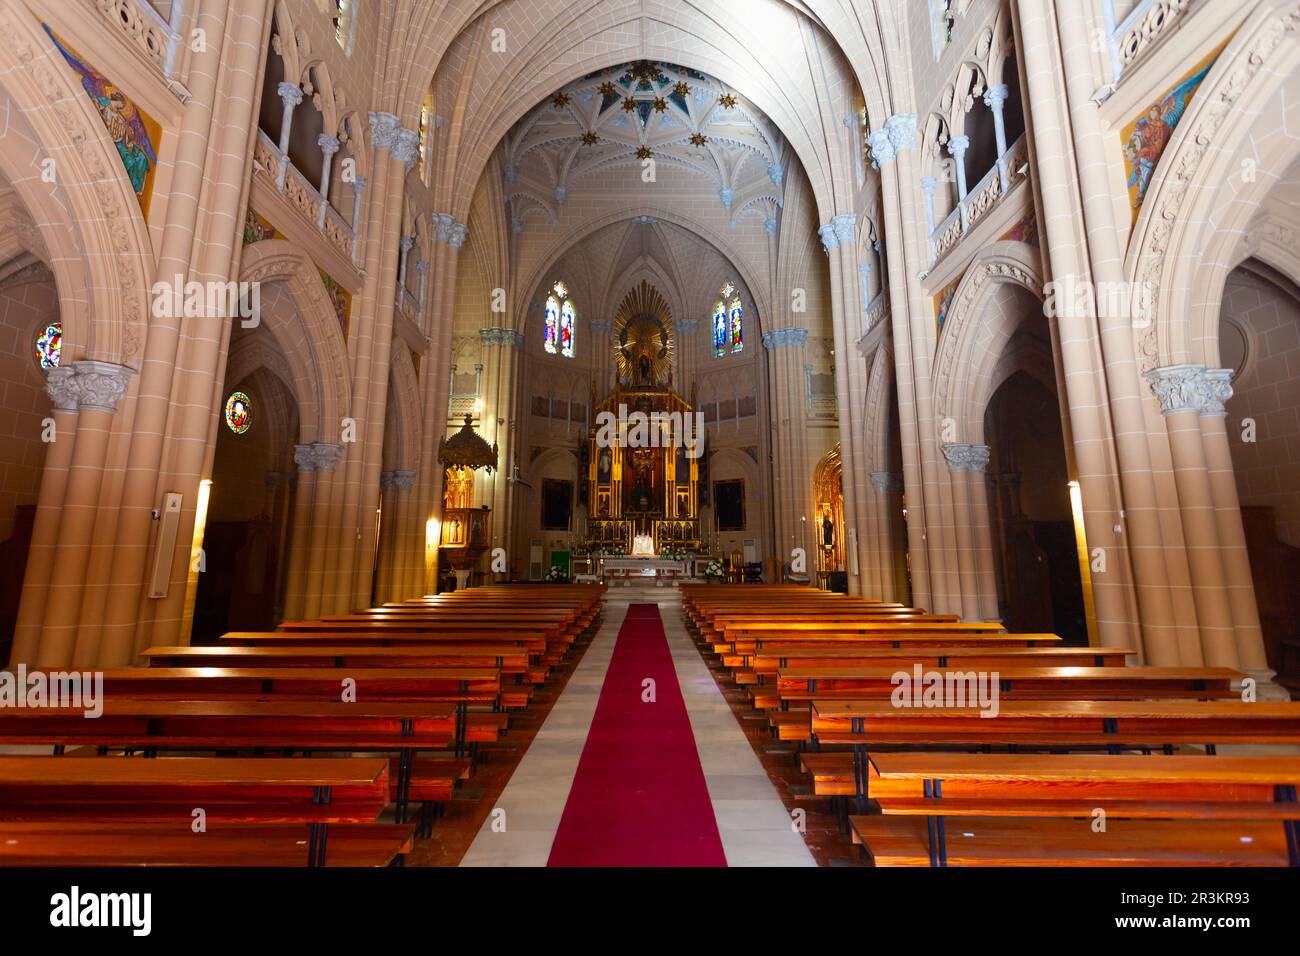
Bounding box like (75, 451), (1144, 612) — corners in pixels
(503, 61), (788, 234)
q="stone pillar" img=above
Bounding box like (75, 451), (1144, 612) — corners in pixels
(1015, 0), (1153, 656)
(983, 83), (1010, 193)
(966, 446), (1000, 620)
(316, 133), (341, 228)
(818, 218), (865, 595)
(8, 369), (81, 667)
(941, 443), (982, 620)
(920, 176), (937, 262)
(35, 363), (135, 667)
(275, 81), (303, 190)
(286, 442), (342, 620)
(947, 135), (970, 230)
(1199, 369), (1286, 698)
(1144, 365), (1237, 667)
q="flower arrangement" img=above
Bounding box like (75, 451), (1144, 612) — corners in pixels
(703, 560), (725, 579)
(545, 565), (571, 583)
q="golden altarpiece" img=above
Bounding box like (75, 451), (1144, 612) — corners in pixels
(583, 282), (702, 556)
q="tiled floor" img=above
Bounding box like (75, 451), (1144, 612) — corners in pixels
(460, 583), (816, 866)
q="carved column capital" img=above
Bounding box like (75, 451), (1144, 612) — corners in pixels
(942, 443), (991, 473)
(71, 361), (135, 413)
(294, 442), (343, 474)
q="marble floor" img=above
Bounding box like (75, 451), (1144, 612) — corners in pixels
(459, 583), (817, 866)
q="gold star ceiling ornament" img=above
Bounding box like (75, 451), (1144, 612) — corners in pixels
(614, 280), (675, 386)
(674, 81), (690, 97)
(653, 98), (668, 113)
(718, 93), (738, 109)
(581, 131), (599, 145)
(622, 97), (637, 112)
(551, 92), (571, 108)
(636, 146), (653, 159)
(689, 133), (707, 147)
(599, 81), (617, 97)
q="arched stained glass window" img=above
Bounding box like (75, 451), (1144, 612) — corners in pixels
(35, 321), (62, 369)
(544, 295), (559, 354)
(545, 281), (575, 358)
(224, 391), (252, 435)
(714, 282), (742, 356)
(560, 299), (576, 358)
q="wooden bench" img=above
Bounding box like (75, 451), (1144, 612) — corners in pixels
(850, 753), (1300, 867)
(0, 699), (459, 824)
(0, 821), (415, 867)
(0, 755), (393, 865)
(809, 698), (1300, 810)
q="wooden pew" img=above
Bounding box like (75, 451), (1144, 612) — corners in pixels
(0, 821), (415, 867)
(0, 699), (461, 824)
(771, 665), (1241, 703)
(851, 753), (1300, 867)
(142, 644), (540, 682)
(732, 645), (1132, 683)
(0, 755), (393, 865)
(809, 698), (1300, 811)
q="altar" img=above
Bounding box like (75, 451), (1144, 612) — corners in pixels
(601, 556), (689, 582)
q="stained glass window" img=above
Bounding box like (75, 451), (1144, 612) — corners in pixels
(35, 321), (62, 369)
(544, 295), (559, 354)
(224, 391), (252, 435)
(714, 282), (742, 356)
(333, 1), (352, 51)
(546, 282), (575, 358)
(560, 299), (576, 358)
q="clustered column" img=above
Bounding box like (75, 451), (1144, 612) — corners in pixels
(1145, 364), (1279, 694)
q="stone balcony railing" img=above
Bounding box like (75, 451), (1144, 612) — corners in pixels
(930, 134), (1028, 264)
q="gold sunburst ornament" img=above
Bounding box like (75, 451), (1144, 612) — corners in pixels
(689, 133), (707, 147)
(718, 93), (737, 109)
(551, 93), (571, 109)
(636, 146), (653, 160)
(599, 81), (617, 97)
(614, 280), (674, 386)
(581, 131), (599, 145)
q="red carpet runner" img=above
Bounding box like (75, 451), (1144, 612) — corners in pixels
(548, 603), (727, 866)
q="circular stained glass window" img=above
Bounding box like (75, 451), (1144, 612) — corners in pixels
(35, 322), (61, 369)
(224, 391), (252, 434)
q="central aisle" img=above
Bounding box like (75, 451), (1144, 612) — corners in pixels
(459, 584), (816, 867)
(547, 603), (725, 866)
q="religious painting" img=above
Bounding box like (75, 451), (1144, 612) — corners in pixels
(319, 270), (352, 340)
(934, 276), (960, 334)
(1122, 43), (1226, 218)
(42, 24), (161, 216)
(243, 208), (279, 245)
(999, 211), (1038, 248)
(597, 446), (612, 484)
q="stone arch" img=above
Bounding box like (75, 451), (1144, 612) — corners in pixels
(384, 339), (423, 474)
(238, 240), (351, 443)
(517, 208), (775, 338)
(0, 15), (155, 370)
(1126, 2), (1300, 372)
(931, 240), (1045, 445)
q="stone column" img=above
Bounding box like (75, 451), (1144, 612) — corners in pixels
(965, 445), (1000, 620)
(1199, 369), (1286, 698)
(947, 135), (971, 231)
(1014, 0), (1152, 655)
(288, 442), (342, 620)
(920, 176), (937, 263)
(941, 443), (982, 620)
(316, 133), (341, 228)
(1145, 364), (1237, 667)
(275, 81), (303, 190)
(37, 363), (135, 667)
(818, 218), (865, 595)
(983, 84), (1011, 193)
(8, 369), (81, 667)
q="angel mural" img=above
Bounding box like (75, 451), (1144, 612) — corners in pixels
(1125, 61), (1214, 210)
(42, 25), (159, 204)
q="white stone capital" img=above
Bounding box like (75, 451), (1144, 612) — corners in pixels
(277, 82), (303, 107)
(71, 361), (135, 413)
